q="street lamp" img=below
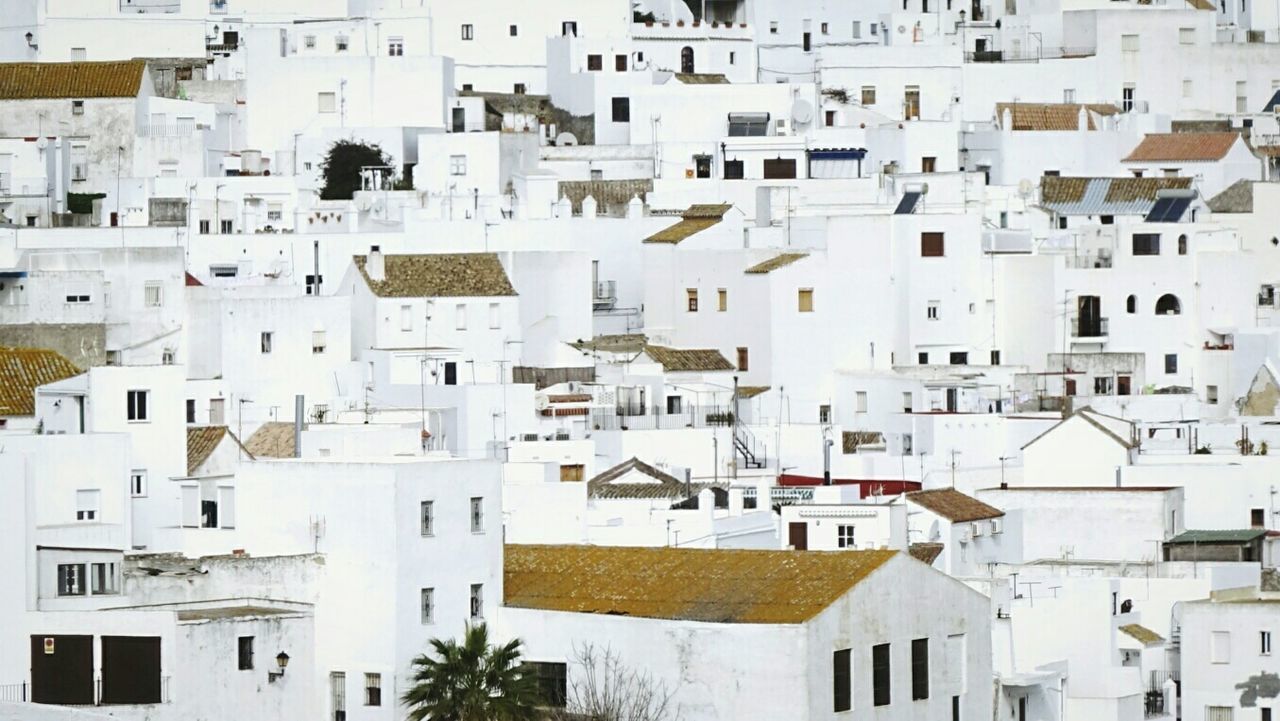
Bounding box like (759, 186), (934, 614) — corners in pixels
(268, 651), (290, 683)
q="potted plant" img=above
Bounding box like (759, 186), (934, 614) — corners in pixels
(676, 19), (685, 27)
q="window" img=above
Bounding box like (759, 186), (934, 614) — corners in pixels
(421, 501), (434, 536)
(717, 289), (727, 312)
(927, 301), (940, 320)
(311, 330), (327, 354)
(1133, 233), (1160, 256)
(1094, 377), (1114, 395)
(912, 638), (929, 700)
(131, 470), (147, 497)
(1165, 354), (1178, 374)
(1156, 294), (1181, 315)
(365, 673), (381, 706)
(949, 352), (968, 365)
(510, 25), (518, 36)
(904, 85), (920, 120)
(611, 97), (630, 122)
(833, 649), (852, 711)
(1122, 84), (1135, 112)
(903, 392), (913, 412)
(820, 405), (832, 424)
(514, 83), (526, 94)
(400, 304), (413, 331)
(336, 35), (348, 51)
(921, 156), (936, 174)
(861, 86), (876, 105)
(450, 154), (467, 175)
(872, 643), (891, 706)
(921, 232), (945, 257)
(918, 352), (929, 365)
(318, 92), (336, 113)
(91, 562), (117, 594)
(331, 673), (347, 718)
(821, 22), (829, 33)
(470, 583), (484, 619)
(825, 110), (836, 127)
(65, 287), (91, 304)
(1237, 81), (1248, 113)
(127, 390), (149, 421)
(853, 21), (862, 38)
(470, 497), (484, 532)
(532, 662), (567, 708)
(729, 51), (736, 64)
(72, 100), (85, 115)
(1178, 235), (1187, 255)
(199, 220), (210, 234)
(560, 464), (585, 482)
(304, 35), (316, 49)
(461, 24), (474, 40)
(724, 159), (744, 179)
(238, 637), (254, 670)
(798, 288), (815, 312)
(856, 391), (868, 413)
(489, 302), (501, 329)
(1263, 631), (1272, 655)
(260, 331), (273, 354)
(686, 288), (699, 312)
(388, 37), (404, 56)
(186, 398), (196, 423)
(57, 564), (86, 596)
(562, 21), (578, 36)
(763, 158), (796, 179)
(737, 347), (749, 371)
(1207, 707), (1234, 721)
(990, 349), (1001, 366)
(1063, 88), (1076, 103)
(1207, 385), (1219, 404)
(1121, 34), (1139, 52)
(421, 588), (434, 623)
(770, 21), (779, 33)
(837, 525), (855, 548)
(1180, 27), (1195, 44)
(1183, 78), (1193, 98)
(1212, 631), (1231, 663)
(454, 303), (467, 330)
(587, 54), (602, 71)
(615, 54), (628, 72)
(220, 219), (233, 234)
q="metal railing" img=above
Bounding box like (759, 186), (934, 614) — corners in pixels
(964, 46), (1096, 62)
(592, 404), (736, 431)
(1071, 316), (1109, 338)
(3, 677), (171, 706)
(0, 682), (27, 703)
(742, 486), (815, 506)
(139, 123), (197, 138)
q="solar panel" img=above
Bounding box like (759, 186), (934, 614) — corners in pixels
(1145, 198), (1174, 223)
(895, 192), (921, 215)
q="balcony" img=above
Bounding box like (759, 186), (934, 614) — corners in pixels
(1071, 316), (1109, 338)
(593, 280), (617, 310)
(1067, 252), (1113, 269)
(964, 46), (1096, 63)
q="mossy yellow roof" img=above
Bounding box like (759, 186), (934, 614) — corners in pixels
(504, 544), (897, 624)
(0, 346), (81, 416)
(0, 60), (146, 99)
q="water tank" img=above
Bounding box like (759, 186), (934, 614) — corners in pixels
(241, 150), (263, 175)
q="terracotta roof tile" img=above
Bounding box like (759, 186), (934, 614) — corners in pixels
(244, 422), (297, 459)
(907, 488), (1005, 522)
(745, 253), (808, 274)
(187, 425), (228, 476)
(644, 204), (733, 244)
(994, 102), (1119, 131)
(353, 253), (516, 298)
(1208, 179), (1255, 213)
(504, 544), (898, 623)
(737, 385), (771, 399)
(588, 457), (718, 500)
(0, 60), (146, 99)
(1118, 624), (1165, 646)
(644, 345), (734, 372)
(1123, 132), (1243, 162)
(0, 346), (81, 416)
(1041, 176), (1193, 215)
(909, 542), (945, 565)
(570, 333), (647, 354)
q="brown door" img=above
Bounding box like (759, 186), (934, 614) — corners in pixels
(1065, 379), (1077, 396)
(788, 522), (808, 550)
(31, 635), (94, 705)
(1117, 375), (1131, 396)
(101, 636), (162, 704)
(763, 158), (797, 179)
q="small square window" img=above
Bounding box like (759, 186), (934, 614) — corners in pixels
(918, 352), (929, 364)
(686, 288), (699, 312)
(587, 54), (602, 71)
(312, 330), (327, 354)
(837, 524), (855, 548)
(927, 301), (940, 320)
(336, 35), (349, 51)
(611, 97), (630, 123)
(514, 83), (527, 95)
(304, 35), (316, 49)
(72, 100), (85, 115)
(770, 21), (779, 33)
(318, 92), (336, 113)
(388, 37), (404, 56)
(365, 673), (382, 706)
(420, 500), (434, 536)
(861, 86), (876, 105)
(461, 24), (474, 40)
(450, 154), (467, 175)
(131, 469), (147, 497)
(470, 496), (484, 532)
(470, 583), (484, 619)
(260, 331), (273, 354)
(798, 288), (815, 312)
(509, 25), (518, 36)
(144, 281), (163, 307)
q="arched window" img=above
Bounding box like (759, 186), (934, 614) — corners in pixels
(1178, 234), (1188, 255)
(1126, 295), (1137, 314)
(681, 46), (695, 74)
(1155, 294), (1181, 315)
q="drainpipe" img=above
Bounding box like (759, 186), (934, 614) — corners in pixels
(294, 394), (304, 458)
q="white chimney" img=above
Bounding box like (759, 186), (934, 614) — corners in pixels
(367, 245), (385, 282)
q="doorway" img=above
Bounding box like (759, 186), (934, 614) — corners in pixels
(788, 522), (808, 550)
(680, 46), (694, 73)
(451, 107), (465, 133)
(444, 362), (457, 386)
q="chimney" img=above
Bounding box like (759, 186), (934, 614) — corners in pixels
(367, 245), (385, 282)
(1078, 106), (1089, 132)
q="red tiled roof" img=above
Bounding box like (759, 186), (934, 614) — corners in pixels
(1123, 132), (1242, 162)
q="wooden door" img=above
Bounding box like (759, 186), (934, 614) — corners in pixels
(788, 522), (808, 550)
(31, 635), (94, 705)
(1117, 375), (1131, 396)
(101, 636), (161, 704)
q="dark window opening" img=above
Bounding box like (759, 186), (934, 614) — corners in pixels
(921, 232), (945, 257)
(1164, 353), (1178, 374)
(911, 638), (929, 700)
(918, 352), (929, 365)
(872, 643), (891, 707)
(1252, 508), (1266, 527)
(694, 155), (712, 178)
(530, 662), (567, 707)
(1155, 294), (1181, 315)
(611, 97), (630, 122)
(1133, 233), (1161, 256)
(616, 54), (627, 71)
(1126, 295), (1137, 314)
(724, 159), (744, 179)
(833, 649), (852, 712)
(763, 158), (797, 179)
(990, 349), (1001, 365)
(238, 636), (254, 670)
(950, 352), (968, 365)
(587, 54), (602, 71)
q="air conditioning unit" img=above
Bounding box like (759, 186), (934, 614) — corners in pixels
(990, 518), (1003, 534)
(775, 118), (790, 135)
(971, 521), (985, 537)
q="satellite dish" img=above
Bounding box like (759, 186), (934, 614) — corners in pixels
(35, 138), (48, 150)
(1018, 178), (1034, 197)
(791, 98), (813, 124)
(534, 395), (550, 411)
(555, 132), (578, 147)
(898, 25), (907, 33)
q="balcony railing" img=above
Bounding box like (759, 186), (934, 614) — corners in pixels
(139, 123), (197, 138)
(1067, 253), (1113, 269)
(0, 678), (170, 706)
(743, 486), (815, 506)
(1071, 317), (1109, 338)
(964, 46), (1096, 62)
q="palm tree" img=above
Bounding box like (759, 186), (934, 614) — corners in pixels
(402, 622), (544, 721)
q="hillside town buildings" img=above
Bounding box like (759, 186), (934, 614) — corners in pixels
(3, 0), (1280, 720)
